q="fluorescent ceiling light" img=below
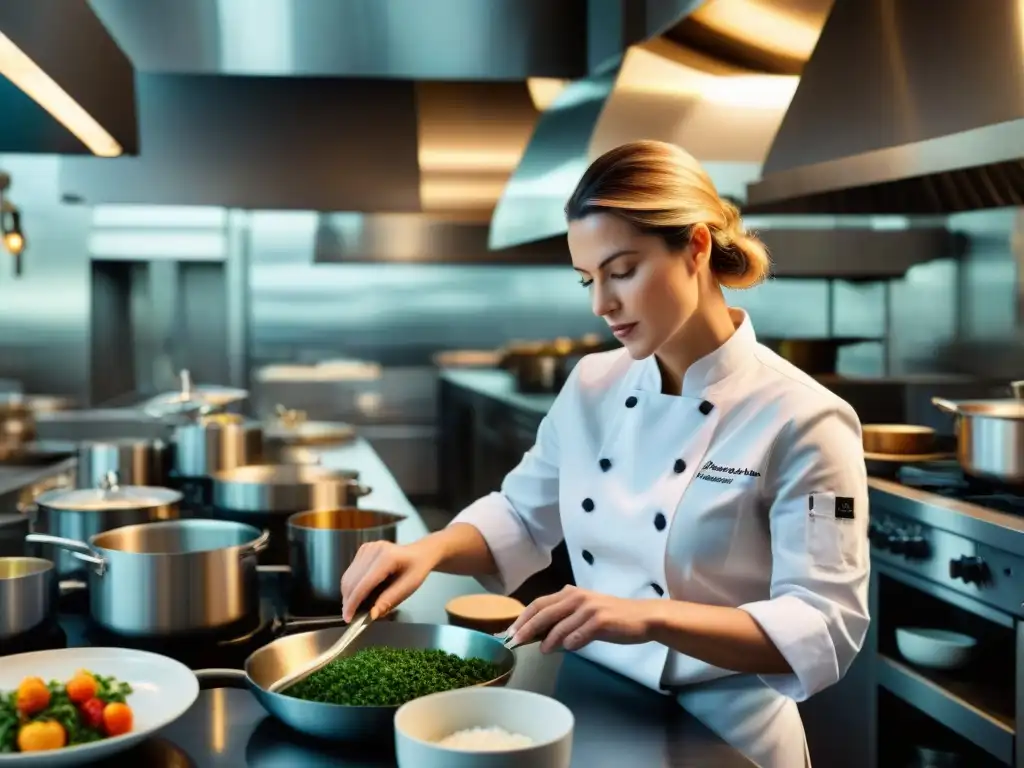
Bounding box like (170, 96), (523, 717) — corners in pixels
(0, 30), (123, 157)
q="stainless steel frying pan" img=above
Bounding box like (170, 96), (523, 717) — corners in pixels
(194, 622), (516, 741)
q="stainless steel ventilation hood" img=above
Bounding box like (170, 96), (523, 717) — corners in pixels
(488, 36), (798, 250)
(746, 0), (1024, 215)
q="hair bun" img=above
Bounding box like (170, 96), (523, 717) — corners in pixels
(713, 204), (771, 290)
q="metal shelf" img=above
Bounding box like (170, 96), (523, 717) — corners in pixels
(876, 653), (1014, 765)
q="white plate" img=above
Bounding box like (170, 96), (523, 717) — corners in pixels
(0, 647), (199, 766)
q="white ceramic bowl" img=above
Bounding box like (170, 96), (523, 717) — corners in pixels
(0, 647), (199, 766)
(394, 687), (574, 768)
(896, 627), (977, 670)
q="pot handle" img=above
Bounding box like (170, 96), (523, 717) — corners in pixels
(350, 482), (373, 498)
(25, 533), (107, 576)
(98, 470), (120, 492)
(931, 397), (960, 415)
(240, 529), (271, 559)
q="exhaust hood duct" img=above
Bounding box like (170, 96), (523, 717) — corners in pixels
(488, 70), (616, 250)
(0, 0), (136, 156)
(746, 0), (1024, 215)
(489, 37), (798, 250)
(60, 74), (422, 211)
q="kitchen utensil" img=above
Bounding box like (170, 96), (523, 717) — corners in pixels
(446, 594), (525, 636)
(895, 627), (976, 670)
(861, 424), (937, 455)
(76, 438), (171, 488)
(267, 612), (375, 695)
(931, 396), (1024, 484)
(0, 647), (198, 767)
(394, 687), (574, 768)
(211, 464), (371, 514)
(172, 413), (264, 477)
(268, 579), (391, 693)
(29, 470), (183, 579)
(287, 507), (405, 608)
(25, 519), (269, 636)
(0, 557), (56, 640)
(193, 622), (516, 741)
(0, 514), (29, 557)
(141, 369), (248, 421)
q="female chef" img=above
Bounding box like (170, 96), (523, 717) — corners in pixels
(340, 139), (871, 767)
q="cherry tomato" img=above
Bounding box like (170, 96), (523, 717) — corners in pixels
(15, 677), (50, 716)
(102, 702), (133, 736)
(65, 672), (98, 705)
(17, 720), (66, 751)
(80, 697), (106, 730)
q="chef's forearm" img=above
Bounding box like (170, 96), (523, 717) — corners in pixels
(647, 600), (793, 675)
(417, 522), (499, 576)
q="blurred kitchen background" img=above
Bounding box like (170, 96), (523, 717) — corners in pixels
(0, 0), (1021, 506)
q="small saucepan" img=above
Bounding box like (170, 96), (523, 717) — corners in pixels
(286, 507), (406, 612)
(194, 623), (515, 742)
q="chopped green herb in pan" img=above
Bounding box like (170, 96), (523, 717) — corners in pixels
(283, 646), (503, 707)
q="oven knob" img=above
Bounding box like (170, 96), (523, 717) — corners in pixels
(904, 536), (930, 559)
(949, 555), (989, 585)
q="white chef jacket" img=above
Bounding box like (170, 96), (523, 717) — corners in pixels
(450, 308), (871, 768)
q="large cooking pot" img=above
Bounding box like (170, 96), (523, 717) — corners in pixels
(29, 470), (183, 579)
(25, 519), (269, 637)
(0, 557), (57, 640)
(286, 507), (405, 610)
(76, 438), (171, 488)
(173, 413), (264, 477)
(212, 464), (371, 514)
(932, 397), (1024, 484)
(262, 406), (356, 465)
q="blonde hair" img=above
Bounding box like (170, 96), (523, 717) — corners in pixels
(565, 140), (771, 289)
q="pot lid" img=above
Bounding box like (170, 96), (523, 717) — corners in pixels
(213, 463), (358, 486)
(934, 399), (1024, 419)
(36, 470), (181, 511)
(142, 370), (248, 420)
(265, 406), (356, 446)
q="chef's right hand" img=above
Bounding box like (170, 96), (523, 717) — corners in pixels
(340, 540), (436, 622)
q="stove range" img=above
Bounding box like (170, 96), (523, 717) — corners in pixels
(893, 461), (1024, 517)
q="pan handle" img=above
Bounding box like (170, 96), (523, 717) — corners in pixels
(194, 668), (249, 691)
(25, 533), (107, 576)
(239, 529), (271, 559)
(931, 397), (960, 415)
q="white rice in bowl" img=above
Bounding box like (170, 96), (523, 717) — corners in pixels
(435, 725), (535, 751)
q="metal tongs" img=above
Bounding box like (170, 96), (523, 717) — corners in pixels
(267, 583), (388, 694)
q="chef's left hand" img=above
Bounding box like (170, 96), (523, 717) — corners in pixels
(507, 586), (655, 653)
